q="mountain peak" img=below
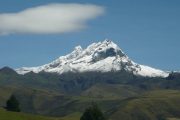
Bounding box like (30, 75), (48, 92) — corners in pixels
(74, 45), (83, 51)
(0, 66), (17, 74)
(99, 39), (118, 48)
(102, 39), (121, 51)
(102, 38), (112, 44)
(87, 39), (122, 54)
(16, 40), (169, 78)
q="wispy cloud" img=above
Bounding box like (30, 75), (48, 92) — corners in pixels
(0, 3), (104, 35)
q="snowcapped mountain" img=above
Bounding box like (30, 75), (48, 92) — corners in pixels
(16, 40), (169, 77)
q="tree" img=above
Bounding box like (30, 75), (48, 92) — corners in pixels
(6, 95), (20, 112)
(80, 103), (105, 120)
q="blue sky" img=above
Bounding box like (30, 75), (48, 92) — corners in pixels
(0, 0), (180, 71)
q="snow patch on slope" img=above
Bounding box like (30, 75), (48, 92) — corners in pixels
(134, 65), (169, 77)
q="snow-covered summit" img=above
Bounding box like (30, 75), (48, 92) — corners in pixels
(16, 39), (169, 77)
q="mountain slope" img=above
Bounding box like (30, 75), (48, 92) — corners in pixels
(108, 90), (180, 120)
(16, 40), (168, 77)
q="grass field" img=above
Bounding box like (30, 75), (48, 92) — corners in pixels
(60, 112), (81, 120)
(0, 108), (83, 120)
(0, 108), (62, 120)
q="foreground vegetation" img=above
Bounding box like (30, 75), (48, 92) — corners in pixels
(0, 108), (60, 120)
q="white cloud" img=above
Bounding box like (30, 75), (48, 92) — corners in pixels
(0, 3), (104, 35)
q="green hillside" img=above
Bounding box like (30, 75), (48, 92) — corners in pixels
(168, 118), (180, 120)
(0, 68), (180, 120)
(109, 90), (180, 120)
(0, 108), (61, 120)
(0, 107), (81, 120)
(0, 81), (143, 117)
(81, 83), (141, 99)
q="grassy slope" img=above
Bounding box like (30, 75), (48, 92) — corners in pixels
(0, 84), (138, 117)
(0, 86), (75, 116)
(2, 90), (180, 120)
(0, 108), (61, 120)
(2, 82), (180, 120)
(60, 112), (81, 120)
(81, 83), (141, 99)
(168, 118), (180, 120)
(109, 90), (180, 120)
(0, 86), (16, 107)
